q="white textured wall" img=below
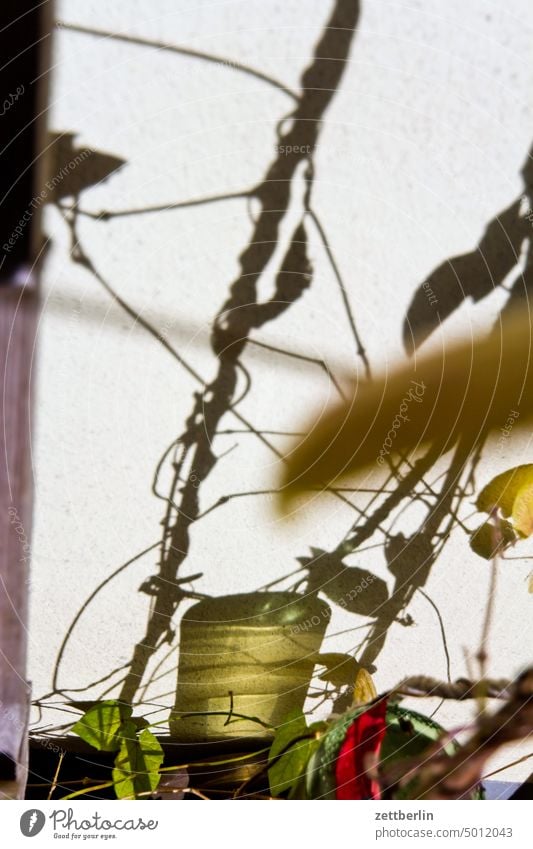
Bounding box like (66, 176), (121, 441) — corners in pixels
(30, 0), (532, 782)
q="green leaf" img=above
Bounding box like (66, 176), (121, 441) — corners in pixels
(476, 464), (533, 517)
(269, 709), (307, 761)
(112, 724), (164, 799)
(469, 520), (516, 560)
(269, 736), (320, 798)
(268, 710), (323, 797)
(279, 308), (533, 501)
(71, 700), (132, 752)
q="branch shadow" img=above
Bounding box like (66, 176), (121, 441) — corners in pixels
(39, 2), (523, 732)
(42, 1), (366, 718)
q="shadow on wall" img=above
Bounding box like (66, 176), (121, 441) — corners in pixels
(46, 131), (126, 201)
(37, 1), (533, 734)
(47, 0), (371, 719)
(403, 145), (533, 353)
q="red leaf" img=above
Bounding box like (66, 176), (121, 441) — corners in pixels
(335, 700), (388, 799)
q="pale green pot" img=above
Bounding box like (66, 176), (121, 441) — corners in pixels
(170, 592), (330, 741)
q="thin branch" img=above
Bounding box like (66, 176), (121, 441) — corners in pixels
(391, 675), (511, 701)
(63, 204), (286, 468)
(47, 752), (65, 801)
(248, 337), (346, 399)
(477, 511), (500, 696)
(481, 751), (533, 781)
(57, 22), (297, 101)
(307, 207), (371, 378)
(386, 667), (533, 800)
(196, 489), (282, 520)
(216, 428), (305, 436)
(417, 588), (451, 683)
(66, 190), (249, 221)
(51, 541), (161, 693)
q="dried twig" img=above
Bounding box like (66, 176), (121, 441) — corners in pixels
(391, 675), (511, 701)
(383, 667), (533, 800)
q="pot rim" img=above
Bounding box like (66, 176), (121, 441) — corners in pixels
(181, 590), (330, 627)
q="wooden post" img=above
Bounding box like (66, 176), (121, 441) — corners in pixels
(0, 285), (38, 799)
(0, 0), (52, 799)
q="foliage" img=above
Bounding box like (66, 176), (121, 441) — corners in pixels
(268, 709), (326, 798)
(112, 724), (165, 799)
(477, 464), (533, 516)
(71, 700), (163, 799)
(268, 693), (506, 800)
(470, 465), (533, 583)
(71, 700), (133, 751)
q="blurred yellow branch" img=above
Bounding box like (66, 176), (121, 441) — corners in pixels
(280, 308), (533, 504)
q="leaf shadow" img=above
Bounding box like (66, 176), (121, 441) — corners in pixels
(403, 144), (533, 354)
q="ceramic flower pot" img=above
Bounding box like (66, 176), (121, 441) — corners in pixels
(170, 591), (330, 741)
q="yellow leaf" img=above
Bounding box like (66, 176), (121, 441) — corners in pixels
(476, 465), (533, 517)
(279, 308), (533, 502)
(511, 482), (533, 537)
(352, 668), (377, 706)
